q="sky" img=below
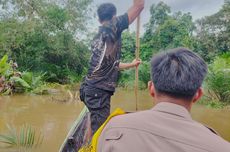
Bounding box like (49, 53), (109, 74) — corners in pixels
(92, 0), (225, 33)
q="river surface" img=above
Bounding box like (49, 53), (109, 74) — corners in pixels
(0, 89), (230, 152)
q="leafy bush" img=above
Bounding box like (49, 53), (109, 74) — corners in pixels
(0, 0), (92, 84)
(118, 69), (135, 89)
(0, 55), (18, 95)
(118, 62), (149, 90)
(119, 31), (151, 89)
(0, 55), (48, 95)
(138, 61), (151, 88)
(13, 72), (48, 94)
(205, 53), (230, 103)
(198, 97), (226, 109)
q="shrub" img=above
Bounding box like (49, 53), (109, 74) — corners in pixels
(0, 55), (48, 95)
(205, 53), (230, 103)
(118, 61), (150, 90)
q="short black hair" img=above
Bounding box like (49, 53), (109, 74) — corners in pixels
(151, 48), (207, 100)
(97, 3), (117, 22)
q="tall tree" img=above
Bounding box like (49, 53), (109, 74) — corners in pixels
(0, 0), (93, 83)
(145, 1), (171, 34)
(142, 1), (194, 57)
(0, 0), (92, 34)
(195, 0), (230, 61)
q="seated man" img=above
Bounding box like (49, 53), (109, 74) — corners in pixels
(97, 48), (230, 152)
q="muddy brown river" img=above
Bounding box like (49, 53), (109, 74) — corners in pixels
(0, 89), (229, 152)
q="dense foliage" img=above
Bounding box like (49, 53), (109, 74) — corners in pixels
(0, 55), (47, 95)
(119, 1), (230, 104)
(205, 54), (230, 103)
(119, 2), (195, 88)
(0, 0), (92, 83)
(195, 0), (230, 61)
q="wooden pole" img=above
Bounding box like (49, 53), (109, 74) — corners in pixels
(135, 15), (140, 111)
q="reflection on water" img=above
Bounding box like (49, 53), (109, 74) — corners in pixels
(0, 89), (230, 151)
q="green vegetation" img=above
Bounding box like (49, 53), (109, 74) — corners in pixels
(0, 55), (48, 95)
(119, 1), (230, 106)
(0, 0), (92, 84)
(0, 124), (43, 149)
(119, 2), (196, 88)
(205, 54), (230, 104)
(198, 97), (226, 109)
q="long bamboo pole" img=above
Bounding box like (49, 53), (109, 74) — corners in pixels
(135, 15), (140, 111)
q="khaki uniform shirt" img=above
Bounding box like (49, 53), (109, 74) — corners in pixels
(97, 102), (230, 152)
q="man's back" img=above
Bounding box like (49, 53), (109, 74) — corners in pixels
(86, 13), (129, 92)
(80, 1), (144, 136)
(98, 102), (230, 152)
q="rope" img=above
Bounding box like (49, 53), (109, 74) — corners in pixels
(135, 15), (140, 111)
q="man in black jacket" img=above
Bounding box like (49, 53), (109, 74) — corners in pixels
(80, 0), (145, 135)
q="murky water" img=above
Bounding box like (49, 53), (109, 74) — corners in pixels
(0, 89), (230, 152)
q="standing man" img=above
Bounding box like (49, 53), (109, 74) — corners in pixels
(80, 0), (145, 135)
(97, 48), (230, 152)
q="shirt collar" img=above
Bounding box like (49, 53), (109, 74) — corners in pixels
(152, 102), (192, 120)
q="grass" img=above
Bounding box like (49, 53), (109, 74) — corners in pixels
(0, 124), (43, 149)
(198, 97), (226, 109)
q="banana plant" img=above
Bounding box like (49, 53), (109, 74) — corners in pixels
(0, 55), (48, 95)
(11, 72), (48, 94)
(0, 55), (10, 76)
(0, 55), (14, 95)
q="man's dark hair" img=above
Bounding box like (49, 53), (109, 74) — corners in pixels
(97, 3), (117, 22)
(151, 48), (207, 100)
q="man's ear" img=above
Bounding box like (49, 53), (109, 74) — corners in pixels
(192, 87), (203, 104)
(148, 81), (155, 97)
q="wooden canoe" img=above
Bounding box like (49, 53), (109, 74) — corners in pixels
(59, 106), (90, 152)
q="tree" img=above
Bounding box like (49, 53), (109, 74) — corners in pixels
(145, 1), (171, 34)
(205, 53), (230, 103)
(143, 2), (195, 55)
(0, 0), (93, 35)
(121, 31), (136, 62)
(194, 0), (230, 61)
(117, 1), (230, 90)
(0, 0), (93, 83)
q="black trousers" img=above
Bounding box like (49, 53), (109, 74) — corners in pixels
(80, 84), (113, 135)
